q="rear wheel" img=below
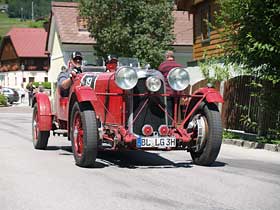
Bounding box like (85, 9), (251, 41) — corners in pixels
(188, 102), (222, 166)
(32, 103), (50, 149)
(70, 102), (98, 167)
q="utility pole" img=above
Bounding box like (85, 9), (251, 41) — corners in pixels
(31, 1), (34, 21)
(20, 7), (23, 21)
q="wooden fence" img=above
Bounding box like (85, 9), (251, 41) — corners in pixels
(191, 75), (280, 135)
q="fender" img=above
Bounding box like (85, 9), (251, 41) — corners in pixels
(33, 92), (52, 131)
(193, 87), (224, 103)
(74, 86), (97, 102)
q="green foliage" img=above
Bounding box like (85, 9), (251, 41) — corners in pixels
(240, 114), (258, 130)
(223, 130), (240, 139)
(80, 0), (175, 68)
(0, 94), (7, 106)
(33, 82), (51, 89)
(198, 56), (232, 83)
(216, 0), (280, 80)
(28, 19), (46, 28)
(0, 12), (30, 38)
(0, 12), (46, 37)
(256, 136), (280, 145)
(6, 0), (78, 19)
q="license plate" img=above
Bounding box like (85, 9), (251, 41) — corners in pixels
(136, 137), (176, 148)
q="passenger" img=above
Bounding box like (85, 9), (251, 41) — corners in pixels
(57, 52), (83, 97)
(158, 50), (182, 123)
(158, 50), (182, 82)
(105, 55), (118, 72)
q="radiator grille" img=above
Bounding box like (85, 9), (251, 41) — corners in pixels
(132, 79), (167, 135)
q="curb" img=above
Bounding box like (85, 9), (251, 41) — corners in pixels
(223, 139), (280, 153)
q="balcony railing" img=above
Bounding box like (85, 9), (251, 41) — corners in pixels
(0, 64), (49, 72)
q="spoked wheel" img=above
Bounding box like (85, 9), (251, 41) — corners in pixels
(32, 103), (50, 149)
(188, 102), (222, 166)
(70, 102), (98, 167)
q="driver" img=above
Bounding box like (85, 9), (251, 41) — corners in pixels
(57, 51), (83, 97)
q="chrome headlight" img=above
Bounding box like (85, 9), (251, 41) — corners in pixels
(146, 76), (161, 92)
(115, 67), (138, 90)
(167, 67), (190, 91)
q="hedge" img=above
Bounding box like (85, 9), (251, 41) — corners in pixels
(0, 94), (7, 106)
(26, 82), (51, 89)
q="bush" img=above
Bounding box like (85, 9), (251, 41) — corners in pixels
(31, 82), (51, 89)
(0, 94), (7, 106)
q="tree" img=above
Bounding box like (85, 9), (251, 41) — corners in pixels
(79, 0), (175, 67)
(216, 0), (280, 137)
(216, 0), (280, 80)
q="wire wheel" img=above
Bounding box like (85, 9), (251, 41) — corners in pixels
(189, 102), (222, 166)
(70, 102), (98, 167)
(32, 103), (49, 149)
(73, 111), (84, 157)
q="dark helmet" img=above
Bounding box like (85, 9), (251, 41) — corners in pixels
(106, 54), (118, 63)
(71, 51), (83, 60)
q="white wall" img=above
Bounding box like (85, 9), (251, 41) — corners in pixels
(0, 71), (48, 88)
(48, 29), (65, 83)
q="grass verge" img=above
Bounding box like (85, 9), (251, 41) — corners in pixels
(223, 130), (280, 145)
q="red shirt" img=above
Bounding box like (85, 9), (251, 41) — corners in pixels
(158, 60), (182, 77)
(158, 60), (182, 93)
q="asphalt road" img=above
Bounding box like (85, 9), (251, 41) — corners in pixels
(0, 105), (280, 210)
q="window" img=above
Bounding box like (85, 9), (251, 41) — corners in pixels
(200, 5), (211, 41)
(24, 60), (35, 66)
(23, 78), (26, 83)
(44, 77), (48, 82)
(29, 77), (35, 83)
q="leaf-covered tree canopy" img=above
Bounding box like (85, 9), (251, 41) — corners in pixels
(79, 0), (175, 67)
(216, 0), (280, 80)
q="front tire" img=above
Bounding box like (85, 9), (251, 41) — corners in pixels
(32, 103), (50, 149)
(70, 102), (98, 167)
(189, 102), (222, 166)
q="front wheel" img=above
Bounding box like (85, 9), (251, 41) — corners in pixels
(188, 102), (222, 166)
(70, 102), (98, 167)
(32, 103), (49, 149)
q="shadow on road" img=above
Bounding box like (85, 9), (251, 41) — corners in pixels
(96, 150), (193, 169)
(45, 145), (227, 169)
(46, 146), (192, 169)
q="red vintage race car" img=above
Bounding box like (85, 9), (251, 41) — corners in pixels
(32, 58), (223, 167)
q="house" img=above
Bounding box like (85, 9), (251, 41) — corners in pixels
(46, 1), (193, 88)
(175, 0), (280, 135)
(46, 1), (96, 88)
(176, 0), (224, 63)
(172, 10), (193, 66)
(0, 28), (49, 88)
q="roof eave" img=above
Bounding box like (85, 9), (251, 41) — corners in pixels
(61, 41), (96, 45)
(176, 0), (205, 11)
